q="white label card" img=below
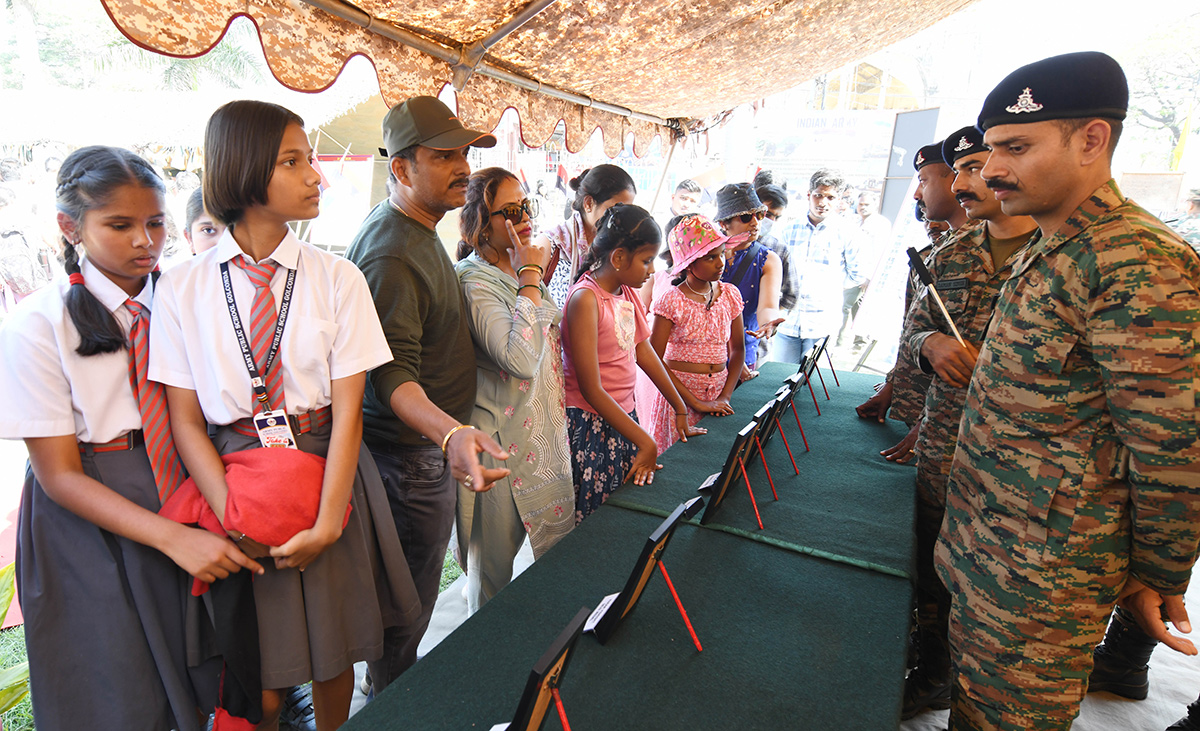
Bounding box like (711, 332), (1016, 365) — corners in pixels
(253, 409), (298, 449)
(489, 724), (511, 731)
(583, 592), (620, 633)
(698, 472), (719, 491)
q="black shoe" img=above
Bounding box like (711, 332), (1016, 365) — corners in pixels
(280, 683), (317, 731)
(901, 667), (952, 720)
(1089, 647), (1149, 700)
(1167, 694), (1200, 731)
(1168, 716), (1200, 731)
(1088, 607), (1157, 700)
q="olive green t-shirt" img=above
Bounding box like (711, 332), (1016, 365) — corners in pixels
(345, 200), (476, 450)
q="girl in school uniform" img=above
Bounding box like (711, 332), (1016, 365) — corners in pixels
(646, 215), (746, 453)
(560, 204), (701, 523)
(149, 100), (418, 730)
(182, 187), (226, 255)
(0, 145), (261, 731)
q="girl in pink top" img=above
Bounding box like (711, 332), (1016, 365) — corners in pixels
(647, 215), (745, 453)
(560, 204), (699, 523)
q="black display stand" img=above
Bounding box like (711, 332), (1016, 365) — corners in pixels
(698, 420), (762, 527)
(590, 497), (705, 646)
(503, 607), (591, 731)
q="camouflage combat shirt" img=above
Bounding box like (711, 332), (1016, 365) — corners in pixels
(904, 221), (1034, 506)
(938, 180), (1200, 619)
(1172, 214), (1200, 255)
(886, 221), (984, 426)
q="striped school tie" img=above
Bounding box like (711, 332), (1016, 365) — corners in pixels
(125, 299), (186, 502)
(231, 257), (286, 411)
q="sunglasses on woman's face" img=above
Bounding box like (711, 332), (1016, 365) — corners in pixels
(735, 210), (766, 224)
(490, 198), (540, 225)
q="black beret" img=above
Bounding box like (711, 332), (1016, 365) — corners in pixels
(941, 126), (989, 165)
(913, 142), (946, 171)
(978, 51), (1128, 131)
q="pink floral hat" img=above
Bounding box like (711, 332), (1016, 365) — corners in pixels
(668, 214), (730, 275)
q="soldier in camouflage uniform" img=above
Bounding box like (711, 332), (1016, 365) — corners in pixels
(856, 142), (969, 463)
(1170, 189), (1200, 255)
(900, 125), (1038, 719)
(935, 51), (1200, 730)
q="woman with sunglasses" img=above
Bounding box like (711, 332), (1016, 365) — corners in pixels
(715, 183), (783, 382)
(453, 168), (574, 614)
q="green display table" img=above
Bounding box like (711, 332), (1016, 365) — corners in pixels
(610, 364), (916, 576)
(344, 362), (917, 731)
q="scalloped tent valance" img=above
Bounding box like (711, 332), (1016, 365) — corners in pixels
(101, 0), (976, 158)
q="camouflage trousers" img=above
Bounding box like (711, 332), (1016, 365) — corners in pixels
(939, 558), (1115, 730)
(913, 444), (952, 678)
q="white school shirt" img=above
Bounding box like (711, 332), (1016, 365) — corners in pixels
(0, 258), (152, 443)
(149, 228), (392, 425)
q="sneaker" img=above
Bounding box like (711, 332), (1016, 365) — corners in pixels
(280, 683), (317, 731)
(360, 668), (373, 696)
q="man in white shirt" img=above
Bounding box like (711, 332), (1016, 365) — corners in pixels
(771, 168), (866, 363)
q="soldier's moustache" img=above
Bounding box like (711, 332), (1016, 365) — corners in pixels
(986, 179), (1019, 192)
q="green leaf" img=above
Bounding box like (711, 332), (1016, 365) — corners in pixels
(0, 660), (30, 714)
(0, 563), (16, 626)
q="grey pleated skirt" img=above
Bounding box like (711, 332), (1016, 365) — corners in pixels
(17, 445), (202, 731)
(187, 421), (420, 689)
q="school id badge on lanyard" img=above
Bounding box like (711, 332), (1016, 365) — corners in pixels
(221, 260), (299, 449)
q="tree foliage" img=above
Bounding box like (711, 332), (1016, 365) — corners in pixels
(1125, 13), (1200, 155)
(95, 20), (265, 92)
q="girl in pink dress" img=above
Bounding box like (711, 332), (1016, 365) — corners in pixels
(561, 204), (700, 522)
(647, 215), (746, 454)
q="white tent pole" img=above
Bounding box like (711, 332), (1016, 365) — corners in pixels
(649, 135), (679, 215)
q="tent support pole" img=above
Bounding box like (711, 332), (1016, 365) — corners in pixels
(296, 0), (669, 127)
(649, 135), (679, 216)
(453, 0), (561, 90)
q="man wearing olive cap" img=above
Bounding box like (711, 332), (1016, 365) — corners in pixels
(934, 51), (1200, 729)
(346, 96), (510, 691)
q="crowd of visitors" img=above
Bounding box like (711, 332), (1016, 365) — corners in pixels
(0, 48), (1198, 731)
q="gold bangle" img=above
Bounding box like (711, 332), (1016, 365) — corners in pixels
(517, 264), (544, 278)
(441, 424), (475, 456)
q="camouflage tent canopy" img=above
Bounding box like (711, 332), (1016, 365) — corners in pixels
(101, 0), (976, 157)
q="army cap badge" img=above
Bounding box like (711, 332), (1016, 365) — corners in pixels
(942, 126), (989, 165)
